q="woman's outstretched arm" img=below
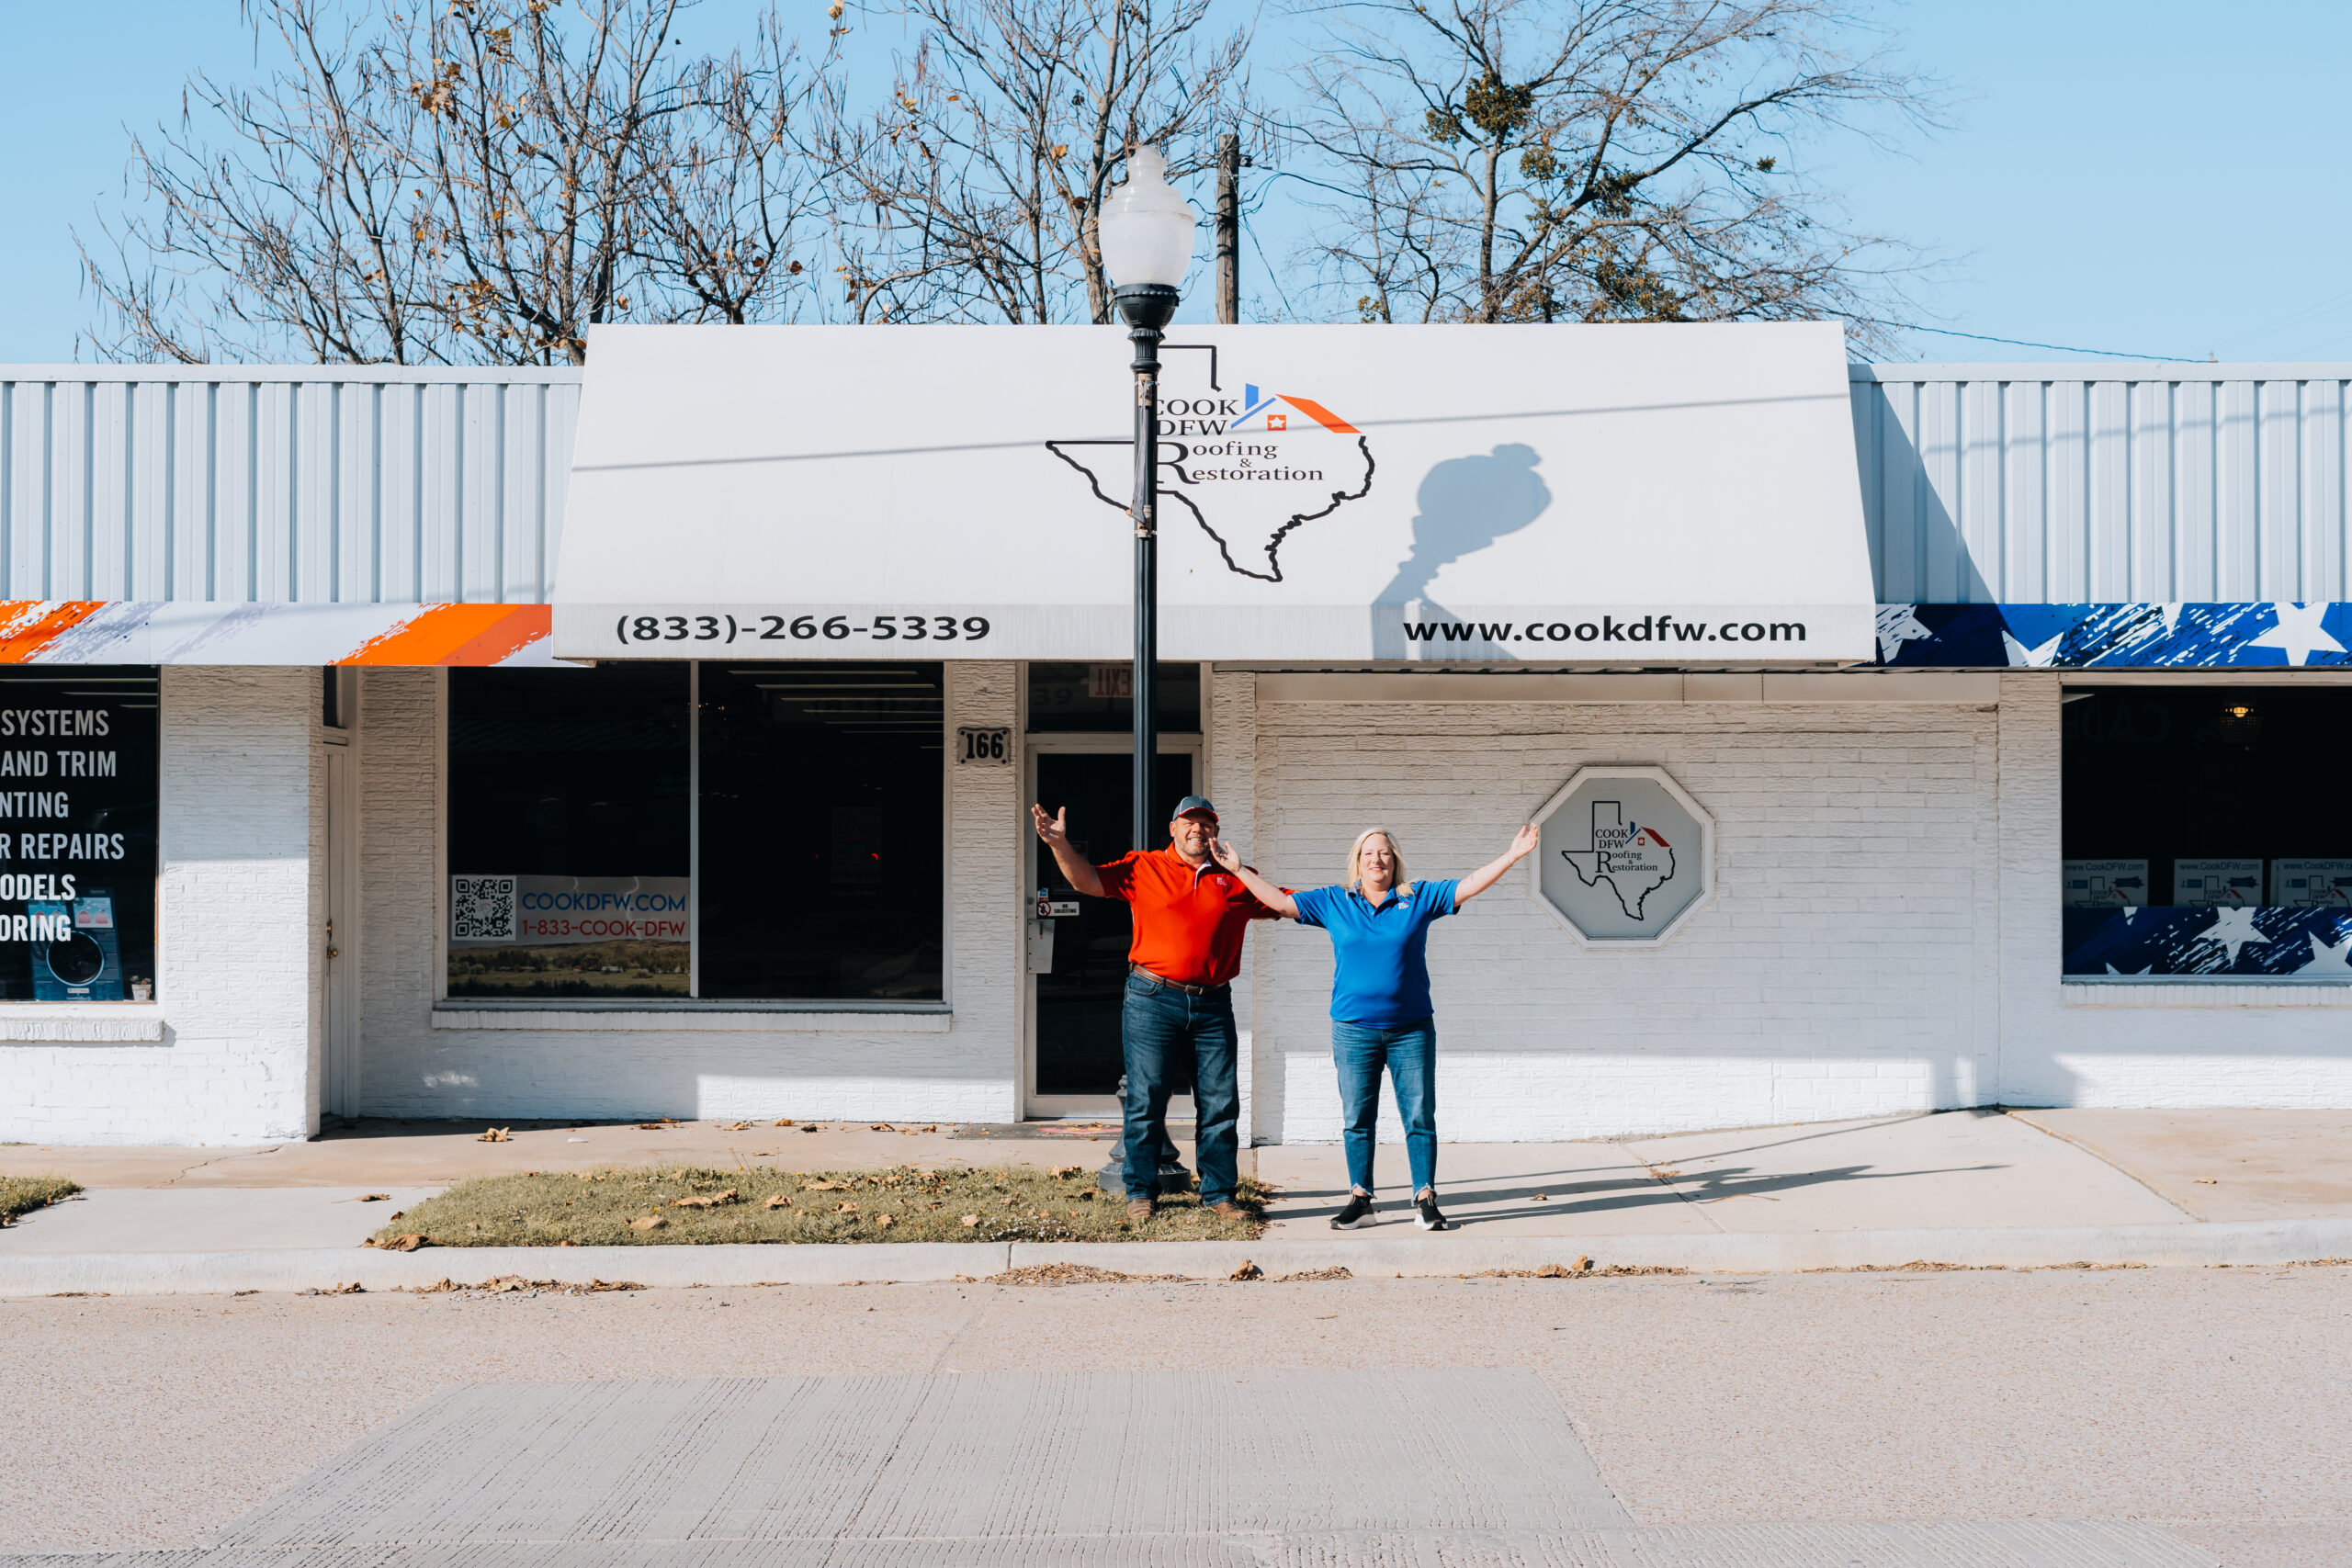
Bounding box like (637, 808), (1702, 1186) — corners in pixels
(1454, 824), (1540, 905)
(1206, 838), (1300, 919)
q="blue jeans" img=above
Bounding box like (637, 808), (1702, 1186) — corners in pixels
(1332, 1018), (1437, 1197)
(1122, 973), (1240, 1205)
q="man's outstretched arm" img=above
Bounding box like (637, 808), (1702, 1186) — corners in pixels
(1031, 805), (1107, 897)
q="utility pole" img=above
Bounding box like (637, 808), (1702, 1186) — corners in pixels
(1215, 133), (1240, 325)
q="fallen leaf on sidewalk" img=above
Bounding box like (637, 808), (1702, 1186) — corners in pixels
(635, 1120), (680, 1130)
(559, 1240), (577, 1247)
(301, 1281), (365, 1296)
(960, 1214), (979, 1226)
(584, 1279), (643, 1292)
(799, 1125), (821, 1134)
(874, 1213), (894, 1228)
(870, 1122), (896, 1131)
(1575, 1255), (1595, 1272)
(629, 1215), (666, 1231)
(1229, 1260), (1263, 1280)
(371, 1234), (426, 1253)
(483, 1276), (531, 1292)
(2196, 1178), (2219, 1184)
(763, 1194), (793, 1209)
(477, 1127), (511, 1143)
(1648, 1168), (1682, 1181)
(671, 1189), (740, 1209)
(718, 1121), (752, 1131)
(1534, 1262), (1571, 1278)
(773, 1118), (796, 1127)
(387, 1211), (404, 1223)
(358, 1192), (390, 1201)
(1049, 1164), (1082, 1179)
(1529, 1193), (1549, 1201)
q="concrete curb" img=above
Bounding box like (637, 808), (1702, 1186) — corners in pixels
(0, 1241), (1012, 1296)
(1013, 1219), (2352, 1278)
(4, 1219), (2349, 1295)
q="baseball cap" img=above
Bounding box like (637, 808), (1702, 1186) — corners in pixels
(1171, 795), (1218, 820)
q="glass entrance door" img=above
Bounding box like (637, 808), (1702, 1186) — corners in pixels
(1027, 743), (1197, 1116)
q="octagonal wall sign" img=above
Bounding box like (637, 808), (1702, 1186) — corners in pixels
(1530, 766), (1715, 946)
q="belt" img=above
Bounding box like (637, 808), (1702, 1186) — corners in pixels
(1130, 965), (1227, 997)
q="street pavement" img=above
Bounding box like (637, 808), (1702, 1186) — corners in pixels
(1, 1264), (2345, 1566)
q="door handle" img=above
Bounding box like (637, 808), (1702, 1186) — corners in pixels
(326, 946), (340, 959)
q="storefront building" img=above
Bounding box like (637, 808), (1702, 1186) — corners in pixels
(2, 327), (2347, 1146)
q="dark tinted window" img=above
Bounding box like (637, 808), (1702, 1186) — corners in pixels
(1026, 662), (1199, 732)
(444, 661), (943, 1003)
(697, 663), (944, 1000)
(2062, 686), (2352, 977)
(447, 665), (691, 998)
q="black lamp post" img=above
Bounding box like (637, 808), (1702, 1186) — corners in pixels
(1097, 147), (1197, 853)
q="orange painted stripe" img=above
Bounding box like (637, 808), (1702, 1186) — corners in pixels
(340, 604), (550, 666)
(0, 602), (107, 663)
(434, 604), (552, 667)
(1277, 395), (1359, 434)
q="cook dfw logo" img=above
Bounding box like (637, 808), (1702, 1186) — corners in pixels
(1046, 353), (1375, 582)
(1557, 801), (1679, 920)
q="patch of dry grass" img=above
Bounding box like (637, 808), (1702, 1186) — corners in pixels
(372, 1164), (1269, 1247)
(0, 1174), (79, 1225)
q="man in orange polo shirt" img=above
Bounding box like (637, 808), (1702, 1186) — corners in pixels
(1032, 794), (1273, 1221)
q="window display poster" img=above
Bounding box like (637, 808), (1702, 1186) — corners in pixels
(2174, 859), (2264, 908)
(0, 668), (158, 1003)
(2272, 860), (2352, 909)
(2063, 859), (2149, 909)
(448, 874), (690, 998)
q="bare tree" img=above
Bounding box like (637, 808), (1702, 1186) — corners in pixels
(83, 0), (831, 364)
(812, 0), (1255, 324)
(1282, 0), (1938, 333)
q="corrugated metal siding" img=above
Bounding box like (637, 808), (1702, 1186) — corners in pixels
(1854, 363), (2352, 604)
(0, 367), (579, 604)
(6, 360), (2347, 607)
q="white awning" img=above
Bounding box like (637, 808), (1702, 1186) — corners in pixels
(553, 321), (1874, 662)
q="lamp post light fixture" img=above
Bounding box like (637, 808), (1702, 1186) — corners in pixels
(1098, 145), (1198, 853)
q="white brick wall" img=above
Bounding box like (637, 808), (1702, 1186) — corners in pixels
(1247, 697), (2005, 1143)
(0, 667), (322, 1145)
(1206, 668), (1261, 1145)
(350, 662), (1022, 1123)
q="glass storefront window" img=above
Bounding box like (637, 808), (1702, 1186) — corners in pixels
(2062, 686), (2352, 979)
(0, 667), (159, 1002)
(1025, 662), (1199, 732)
(447, 664), (692, 998)
(697, 664), (944, 1000)
(446, 661), (943, 1003)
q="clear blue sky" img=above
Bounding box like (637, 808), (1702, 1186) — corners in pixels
(3, 0), (2346, 364)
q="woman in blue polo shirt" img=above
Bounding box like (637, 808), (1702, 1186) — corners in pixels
(1209, 822), (1538, 1231)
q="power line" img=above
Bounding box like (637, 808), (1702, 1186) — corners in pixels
(1885, 321), (2206, 363)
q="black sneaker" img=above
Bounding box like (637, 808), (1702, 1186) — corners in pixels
(1413, 1190), (1451, 1231)
(1329, 1192), (1377, 1230)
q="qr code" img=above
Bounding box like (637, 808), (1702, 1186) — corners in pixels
(451, 875), (517, 942)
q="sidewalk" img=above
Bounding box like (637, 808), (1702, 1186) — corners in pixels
(5, 1109), (2350, 1291)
